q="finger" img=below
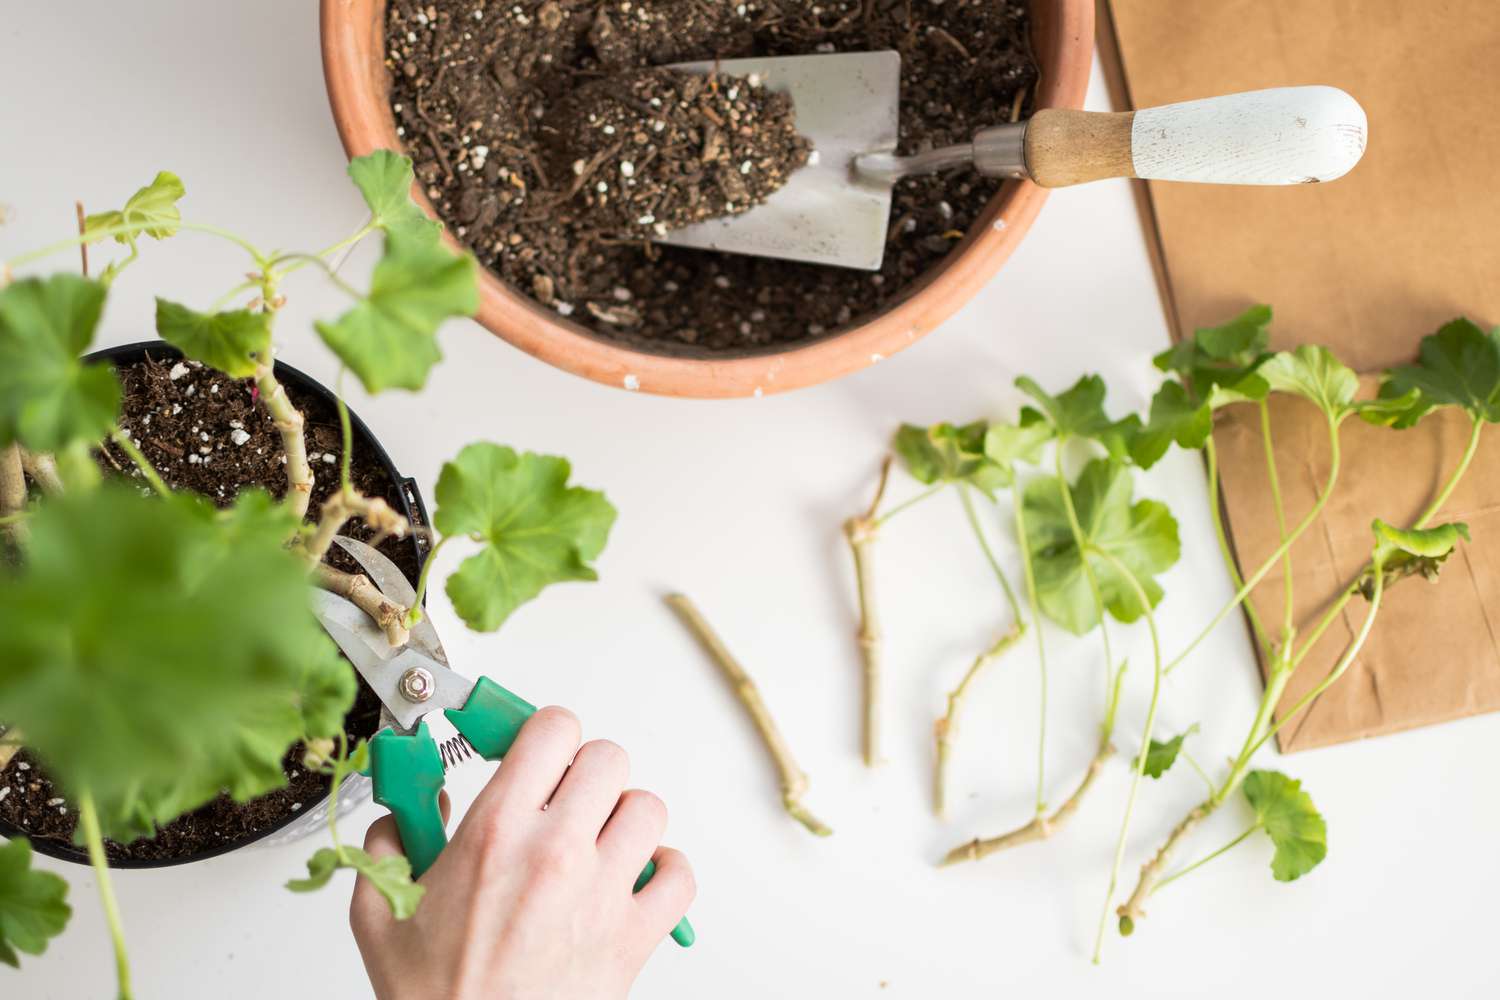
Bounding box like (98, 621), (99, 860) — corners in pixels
(597, 788), (667, 875)
(632, 847), (697, 944)
(349, 812), (402, 934)
(547, 740), (630, 835)
(468, 706), (581, 822)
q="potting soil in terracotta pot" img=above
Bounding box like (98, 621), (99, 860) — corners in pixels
(0, 352), (416, 864)
(385, 0), (1037, 351)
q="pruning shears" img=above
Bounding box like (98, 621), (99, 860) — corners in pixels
(311, 535), (694, 948)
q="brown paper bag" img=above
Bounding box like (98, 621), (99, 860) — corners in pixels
(1100, 0), (1500, 749)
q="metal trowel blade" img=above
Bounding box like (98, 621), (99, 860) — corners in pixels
(656, 50), (901, 271)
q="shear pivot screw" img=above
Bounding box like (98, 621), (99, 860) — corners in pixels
(398, 666), (435, 703)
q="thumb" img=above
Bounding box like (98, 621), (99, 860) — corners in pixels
(351, 792), (452, 928)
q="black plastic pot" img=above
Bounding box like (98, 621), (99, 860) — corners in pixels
(0, 341), (429, 868)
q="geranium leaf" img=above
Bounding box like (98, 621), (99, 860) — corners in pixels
(1355, 387), (1429, 429)
(1358, 518), (1470, 599)
(1382, 318), (1500, 423)
(1259, 345), (1359, 420)
(0, 838), (71, 968)
(1131, 381), (1212, 469)
(83, 171), (185, 245)
(1153, 305), (1273, 406)
(1243, 770), (1327, 882)
(315, 231), (478, 393)
(0, 487), (354, 842)
(435, 444), (616, 632)
(983, 414), (1053, 470)
(348, 150), (444, 246)
(287, 846), (424, 920)
(0, 275), (120, 450)
(154, 299), (271, 379)
(1138, 724), (1198, 779)
(894, 421), (1017, 495)
(1016, 374), (1139, 459)
(1022, 458), (1180, 635)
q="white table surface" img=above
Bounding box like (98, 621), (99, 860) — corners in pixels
(5, 3), (1498, 998)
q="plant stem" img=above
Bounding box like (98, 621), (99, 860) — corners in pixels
(1204, 436), (1272, 652)
(0, 443), (28, 545)
(845, 458), (892, 766)
(1166, 414), (1342, 676)
(1115, 799), (1214, 933)
(1152, 825), (1259, 896)
(1053, 445), (1115, 714)
(957, 485), (1023, 621)
(666, 594), (832, 836)
(1258, 400), (1295, 638)
(263, 252), (361, 299)
(18, 448), (64, 496)
(940, 742), (1113, 865)
(6, 218), (269, 271)
(934, 623), (1024, 817)
(1089, 548), (1163, 964)
(335, 373), (355, 492)
(0, 727), (22, 769)
(404, 535), (453, 628)
(1013, 497), (1050, 815)
(78, 793), (132, 1000)
(253, 363), (314, 520)
(314, 564), (412, 647)
(1415, 414), (1482, 526)
(272, 219), (378, 280)
(108, 428), (170, 498)
(873, 483), (941, 527)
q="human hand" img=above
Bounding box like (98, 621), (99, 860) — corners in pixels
(349, 707), (695, 1000)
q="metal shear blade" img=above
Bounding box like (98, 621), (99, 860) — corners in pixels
(332, 534), (448, 666)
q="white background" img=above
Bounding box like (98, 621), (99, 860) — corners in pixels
(4, 3), (1497, 998)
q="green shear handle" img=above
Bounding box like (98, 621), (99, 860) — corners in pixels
(369, 676), (695, 948)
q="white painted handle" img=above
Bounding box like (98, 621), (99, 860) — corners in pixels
(1131, 86), (1367, 185)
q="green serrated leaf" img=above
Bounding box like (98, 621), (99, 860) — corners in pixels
(1358, 518), (1471, 599)
(1138, 724), (1199, 779)
(894, 421), (1013, 494)
(83, 171), (185, 245)
(1023, 458), (1180, 635)
(1243, 770), (1327, 882)
(1355, 387), (1429, 429)
(435, 444), (616, 632)
(1131, 381), (1212, 469)
(0, 487), (353, 842)
(0, 838), (71, 968)
(287, 846), (424, 920)
(348, 150), (444, 246)
(982, 416), (1053, 470)
(1015, 375), (1139, 459)
(154, 299), (271, 379)
(0, 275), (120, 450)
(1259, 345), (1359, 420)
(315, 232), (478, 393)
(1382, 318), (1500, 424)
(1153, 305), (1273, 406)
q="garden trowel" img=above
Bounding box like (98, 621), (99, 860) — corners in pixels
(660, 51), (1367, 271)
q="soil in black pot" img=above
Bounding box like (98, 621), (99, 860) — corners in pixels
(0, 352), (418, 863)
(385, 0), (1037, 352)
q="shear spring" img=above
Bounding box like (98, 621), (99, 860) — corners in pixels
(438, 733), (475, 771)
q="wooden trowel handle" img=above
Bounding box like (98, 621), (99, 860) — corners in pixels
(1012, 86), (1367, 188)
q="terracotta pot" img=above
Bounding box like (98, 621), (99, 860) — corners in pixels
(320, 1), (1093, 397)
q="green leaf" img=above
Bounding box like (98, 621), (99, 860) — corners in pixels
(0, 838), (71, 968)
(83, 171), (185, 245)
(1359, 517), (1471, 599)
(0, 275), (120, 450)
(1022, 458), (1180, 635)
(348, 150), (444, 246)
(894, 421), (1016, 494)
(435, 444), (616, 632)
(1131, 381), (1213, 469)
(1382, 318), (1500, 423)
(0, 487), (354, 841)
(315, 232), (478, 393)
(1138, 724), (1198, 779)
(287, 846), (424, 920)
(1259, 345), (1359, 420)
(1355, 387), (1429, 429)
(1153, 305), (1273, 406)
(154, 299), (271, 379)
(1015, 375), (1139, 459)
(982, 415), (1053, 470)
(1242, 770), (1327, 882)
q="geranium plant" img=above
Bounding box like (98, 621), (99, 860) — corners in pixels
(0, 153), (616, 999)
